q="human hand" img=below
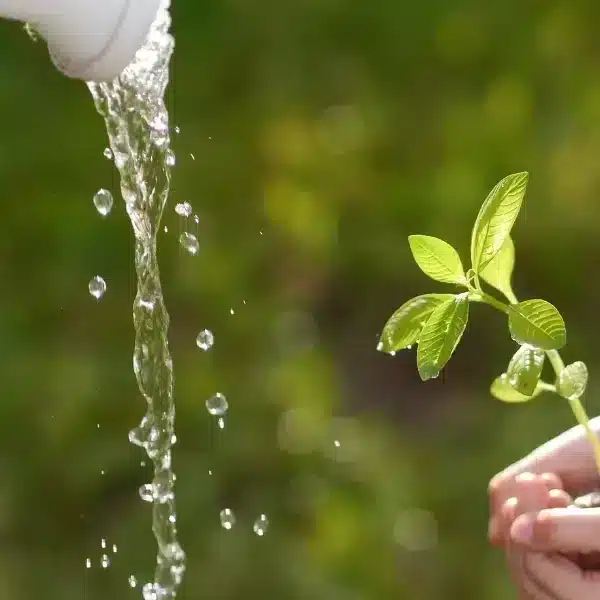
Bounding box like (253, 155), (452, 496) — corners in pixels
(500, 472), (571, 598)
(502, 473), (600, 598)
(488, 417), (600, 546)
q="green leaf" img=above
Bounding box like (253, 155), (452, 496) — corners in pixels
(470, 172), (528, 273)
(491, 374), (544, 403)
(556, 361), (588, 400)
(417, 294), (469, 381)
(480, 236), (516, 302)
(379, 294), (454, 353)
(408, 235), (467, 285)
(505, 344), (545, 396)
(508, 299), (566, 350)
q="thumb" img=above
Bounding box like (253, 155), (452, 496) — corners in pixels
(511, 507), (600, 552)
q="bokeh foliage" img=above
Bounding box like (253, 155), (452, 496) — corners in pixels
(0, 1), (599, 598)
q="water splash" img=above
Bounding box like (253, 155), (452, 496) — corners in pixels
(87, 2), (184, 597)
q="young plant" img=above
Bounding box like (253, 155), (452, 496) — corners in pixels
(379, 172), (600, 476)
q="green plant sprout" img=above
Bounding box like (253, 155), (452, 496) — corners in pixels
(379, 172), (600, 476)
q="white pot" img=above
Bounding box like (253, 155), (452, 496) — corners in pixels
(0, 0), (162, 81)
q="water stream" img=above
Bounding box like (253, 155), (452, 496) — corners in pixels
(87, 2), (184, 597)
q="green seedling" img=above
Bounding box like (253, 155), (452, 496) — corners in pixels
(379, 172), (600, 475)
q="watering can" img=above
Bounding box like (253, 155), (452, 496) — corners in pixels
(0, 0), (162, 81)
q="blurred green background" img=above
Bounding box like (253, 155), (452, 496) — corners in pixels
(0, 0), (598, 598)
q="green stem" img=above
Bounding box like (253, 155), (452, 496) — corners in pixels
(546, 350), (565, 374)
(569, 396), (600, 479)
(481, 291), (600, 477)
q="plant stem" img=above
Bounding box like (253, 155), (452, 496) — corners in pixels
(569, 395), (600, 478)
(546, 350), (565, 374)
(482, 292), (600, 477)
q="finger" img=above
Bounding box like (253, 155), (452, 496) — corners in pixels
(489, 472), (566, 545)
(511, 507), (600, 552)
(488, 473), (562, 546)
(505, 475), (554, 597)
(541, 473), (564, 491)
(547, 489), (572, 509)
(525, 551), (600, 600)
(546, 489), (579, 565)
(520, 573), (556, 600)
(495, 473), (554, 543)
(489, 418), (600, 517)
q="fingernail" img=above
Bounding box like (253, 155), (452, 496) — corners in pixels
(511, 515), (535, 543)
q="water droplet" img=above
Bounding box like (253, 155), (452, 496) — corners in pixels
(206, 393), (228, 416)
(179, 232), (199, 255)
(164, 226), (168, 233)
(165, 149), (176, 167)
(174, 126), (180, 134)
(334, 440), (340, 448)
(103, 147), (113, 159)
(142, 583), (168, 600)
(93, 188), (114, 216)
(168, 514), (177, 524)
(86, 558), (92, 569)
(190, 153), (196, 161)
(193, 214), (200, 224)
(220, 508), (236, 530)
(196, 329), (214, 351)
(128, 575), (138, 588)
(174, 202), (192, 217)
(112, 544), (118, 553)
(407, 344), (413, 350)
(229, 308), (235, 315)
(101, 538), (107, 549)
(88, 276), (107, 300)
(253, 514), (269, 536)
(100, 554), (110, 568)
(217, 417), (225, 429)
(164, 542), (186, 561)
(128, 415), (160, 451)
(376, 342), (383, 352)
(139, 484), (154, 503)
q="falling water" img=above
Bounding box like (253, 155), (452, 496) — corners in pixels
(87, 2), (184, 598)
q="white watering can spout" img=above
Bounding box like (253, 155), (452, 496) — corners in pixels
(0, 0), (162, 81)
